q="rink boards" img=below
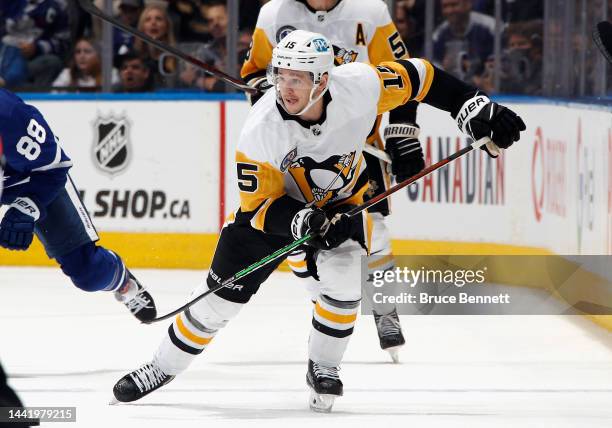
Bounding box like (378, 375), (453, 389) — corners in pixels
(0, 94), (611, 327)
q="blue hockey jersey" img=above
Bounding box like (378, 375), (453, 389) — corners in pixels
(0, 89), (72, 206)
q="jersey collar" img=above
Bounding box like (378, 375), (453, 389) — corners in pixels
(295, 0), (343, 14)
(276, 90), (333, 129)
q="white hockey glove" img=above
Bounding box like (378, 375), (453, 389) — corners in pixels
(383, 123), (425, 182)
(455, 94), (526, 157)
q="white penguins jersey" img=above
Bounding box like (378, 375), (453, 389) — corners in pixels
(232, 59), (434, 233)
(241, 0), (409, 83)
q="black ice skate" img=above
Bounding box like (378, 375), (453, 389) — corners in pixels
(111, 362), (174, 403)
(114, 271), (157, 322)
(373, 308), (405, 363)
(306, 360), (343, 413)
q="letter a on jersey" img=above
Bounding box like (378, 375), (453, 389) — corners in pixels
(92, 114), (131, 176)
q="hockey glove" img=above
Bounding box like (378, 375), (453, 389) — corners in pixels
(0, 197), (45, 250)
(383, 123), (425, 182)
(455, 94), (526, 158)
(246, 76), (273, 106)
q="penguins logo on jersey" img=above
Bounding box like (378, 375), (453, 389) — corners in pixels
(92, 114), (131, 176)
(288, 152), (357, 207)
(276, 25), (296, 43)
(332, 45), (358, 65)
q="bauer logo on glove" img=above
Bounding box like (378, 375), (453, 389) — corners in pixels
(455, 94), (526, 158)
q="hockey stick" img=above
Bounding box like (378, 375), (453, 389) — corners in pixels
(363, 144), (391, 163)
(76, 0), (257, 94)
(144, 137), (493, 324)
(593, 21), (612, 64)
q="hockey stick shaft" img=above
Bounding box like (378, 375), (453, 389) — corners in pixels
(363, 144), (392, 163)
(346, 137), (489, 217)
(145, 137), (491, 324)
(76, 0), (257, 94)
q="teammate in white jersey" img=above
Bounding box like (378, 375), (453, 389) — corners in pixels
(112, 30), (525, 412)
(241, 0), (424, 362)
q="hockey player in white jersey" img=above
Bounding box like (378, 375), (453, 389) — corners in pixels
(112, 30), (525, 412)
(241, 0), (426, 361)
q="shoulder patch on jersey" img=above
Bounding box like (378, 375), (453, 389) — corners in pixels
(276, 25), (296, 43)
(333, 45), (359, 65)
(280, 147), (298, 173)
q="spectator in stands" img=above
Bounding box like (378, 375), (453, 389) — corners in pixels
(0, 41), (27, 89)
(113, 50), (154, 92)
(0, 0), (70, 88)
(395, 0), (426, 58)
(52, 38), (119, 93)
(502, 20), (543, 94)
(167, 0), (212, 43)
(203, 0), (228, 63)
(471, 0), (543, 23)
(433, 0), (495, 81)
(114, 0), (144, 59)
(134, 3), (177, 87)
(472, 20), (543, 95)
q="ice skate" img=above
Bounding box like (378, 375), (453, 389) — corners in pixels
(112, 361), (174, 403)
(306, 360), (343, 413)
(374, 308), (405, 363)
(114, 271), (157, 322)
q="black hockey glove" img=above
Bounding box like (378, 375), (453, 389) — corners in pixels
(0, 196), (45, 251)
(291, 206), (363, 251)
(383, 123), (425, 182)
(455, 94), (526, 158)
(246, 76), (273, 106)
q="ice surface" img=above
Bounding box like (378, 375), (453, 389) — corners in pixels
(1, 267), (611, 427)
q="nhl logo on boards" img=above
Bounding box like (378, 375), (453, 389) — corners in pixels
(92, 114), (131, 176)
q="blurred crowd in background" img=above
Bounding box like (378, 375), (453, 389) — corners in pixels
(0, 0), (609, 98)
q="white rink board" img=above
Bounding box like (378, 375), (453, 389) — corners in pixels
(28, 99), (220, 234)
(22, 96), (611, 253)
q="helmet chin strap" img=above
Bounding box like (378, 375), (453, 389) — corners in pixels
(277, 81), (329, 117)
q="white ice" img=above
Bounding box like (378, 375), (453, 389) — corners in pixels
(1, 266), (611, 428)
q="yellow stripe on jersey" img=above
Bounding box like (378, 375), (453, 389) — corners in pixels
(315, 302), (358, 324)
(241, 27), (274, 80)
(235, 150), (285, 231)
(415, 60), (435, 102)
(372, 60), (435, 115)
(368, 22), (410, 65)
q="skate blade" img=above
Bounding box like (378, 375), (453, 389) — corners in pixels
(386, 346), (402, 363)
(309, 391), (336, 413)
(109, 396), (120, 405)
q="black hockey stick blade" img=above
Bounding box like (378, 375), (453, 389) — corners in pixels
(593, 21), (612, 64)
(76, 0), (257, 94)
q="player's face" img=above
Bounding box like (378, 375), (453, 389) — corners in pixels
(142, 8), (168, 40)
(305, 0), (339, 11)
(74, 40), (99, 73)
(276, 68), (315, 114)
